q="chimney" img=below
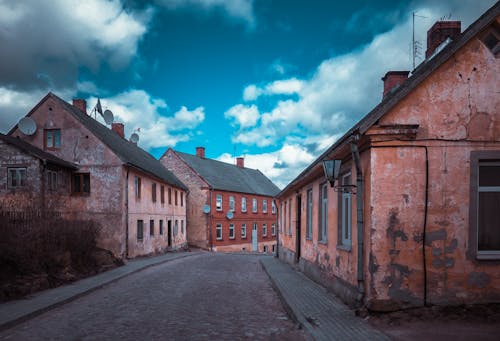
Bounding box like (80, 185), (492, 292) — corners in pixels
(196, 146), (205, 158)
(112, 123), (124, 138)
(236, 157), (244, 168)
(426, 21), (461, 58)
(382, 71), (409, 98)
(73, 99), (87, 114)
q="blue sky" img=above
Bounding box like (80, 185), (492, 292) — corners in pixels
(0, 0), (496, 188)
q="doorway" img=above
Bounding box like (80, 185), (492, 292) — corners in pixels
(295, 193), (302, 263)
(167, 219), (172, 247)
(252, 222), (258, 252)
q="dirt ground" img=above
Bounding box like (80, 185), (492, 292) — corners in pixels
(366, 303), (500, 340)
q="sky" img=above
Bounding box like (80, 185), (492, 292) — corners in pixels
(0, 0), (497, 188)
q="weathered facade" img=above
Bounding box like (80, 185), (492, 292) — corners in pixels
(161, 147), (280, 253)
(278, 4), (500, 311)
(5, 93), (188, 258)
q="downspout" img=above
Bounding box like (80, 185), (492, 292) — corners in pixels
(125, 168), (129, 258)
(350, 140), (365, 306)
(41, 160), (47, 211)
(209, 188), (213, 251)
(274, 198), (279, 258)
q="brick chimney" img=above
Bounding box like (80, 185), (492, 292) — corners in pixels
(426, 21), (461, 58)
(196, 147), (205, 158)
(112, 123), (124, 138)
(236, 157), (244, 168)
(73, 99), (87, 114)
(382, 71), (409, 98)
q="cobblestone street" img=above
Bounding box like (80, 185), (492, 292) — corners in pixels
(0, 253), (309, 341)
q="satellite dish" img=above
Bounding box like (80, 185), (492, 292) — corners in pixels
(130, 133), (139, 143)
(18, 117), (37, 135)
(103, 109), (114, 125)
(226, 211), (234, 220)
(203, 204), (211, 214)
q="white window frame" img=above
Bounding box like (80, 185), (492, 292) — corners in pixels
(319, 182), (328, 242)
(272, 200), (276, 214)
(252, 198), (258, 213)
(306, 188), (313, 239)
(216, 223), (223, 240)
(262, 223), (267, 236)
(241, 223), (247, 238)
(229, 223), (235, 239)
(216, 194), (223, 211)
(272, 223), (276, 236)
(341, 173), (352, 246)
(263, 199), (268, 213)
(229, 196), (235, 211)
(241, 197), (247, 212)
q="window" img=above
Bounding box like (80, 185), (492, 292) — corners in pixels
(7, 167), (27, 188)
(263, 223), (267, 237)
(288, 199), (292, 236)
(480, 23), (500, 58)
(272, 244), (276, 253)
(229, 196), (235, 211)
(216, 194), (222, 211)
(150, 220), (155, 236)
(137, 220), (144, 241)
(272, 200), (276, 214)
(47, 170), (57, 191)
(241, 224), (247, 238)
(72, 173), (90, 194)
(159, 220), (164, 235)
(181, 220), (184, 234)
(44, 129), (61, 149)
(216, 223), (222, 240)
(229, 223), (235, 239)
(263, 199), (268, 213)
(181, 192), (184, 207)
(241, 197), (247, 212)
(135, 177), (141, 199)
(253, 222), (258, 233)
(263, 245), (268, 253)
(168, 188), (172, 204)
(175, 190), (178, 205)
(161, 185), (165, 204)
(470, 152), (500, 259)
(152, 183), (157, 202)
(174, 220), (178, 236)
(252, 198), (257, 213)
(282, 202), (286, 234)
(306, 189), (313, 239)
(340, 174), (351, 247)
(272, 223), (276, 236)
(319, 183), (328, 242)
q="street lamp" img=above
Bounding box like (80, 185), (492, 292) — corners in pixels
(322, 159), (342, 187)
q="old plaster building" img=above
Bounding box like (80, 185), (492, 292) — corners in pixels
(5, 93), (188, 258)
(161, 147), (280, 253)
(278, 3), (500, 311)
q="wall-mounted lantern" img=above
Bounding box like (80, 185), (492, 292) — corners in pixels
(322, 159), (356, 194)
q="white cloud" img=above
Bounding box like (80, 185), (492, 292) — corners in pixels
(224, 104), (260, 128)
(157, 0), (255, 27)
(243, 85), (262, 101)
(90, 89), (205, 150)
(243, 78), (304, 102)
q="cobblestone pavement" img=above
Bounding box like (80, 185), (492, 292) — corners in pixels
(0, 253), (310, 341)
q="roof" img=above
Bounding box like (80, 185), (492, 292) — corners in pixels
(279, 1), (500, 197)
(10, 93), (187, 191)
(174, 151), (281, 197)
(0, 133), (78, 170)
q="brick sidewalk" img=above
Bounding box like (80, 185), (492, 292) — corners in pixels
(0, 250), (201, 331)
(260, 256), (389, 341)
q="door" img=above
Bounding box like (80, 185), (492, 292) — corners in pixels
(167, 220), (172, 247)
(295, 194), (302, 263)
(252, 222), (258, 252)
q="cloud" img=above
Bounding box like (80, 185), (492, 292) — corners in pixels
(0, 0), (152, 92)
(89, 89), (205, 150)
(224, 104), (260, 128)
(157, 0), (255, 27)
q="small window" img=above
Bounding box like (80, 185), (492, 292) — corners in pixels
(152, 183), (157, 202)
(47, 170), (57, 191)
(135, 176), (141, 199)
(181, 192), (184, 207)
(262, 223), (267, 237)
(159, 220), (164, 235)
(252, 198), (257, 213)
(7, 167), (27, 188)
(181, 220), (184, 234)
(216, 194), (223, 211)
(340, 174), (352, 247)
(44, 129), (61, 149)
(175, 190), (178, 205)
(168, 188), (172, 204)
(480, 23), (500, 58)
(229, 196), (235, 211)
(272, 244), (276, 253)
(241, 223), (247, 238)
(272, 223), (276, 236)
(160, 185), (165, 204)
(229, 223), (235, 239)
(306, 189), (313, 239)
(288, 199), (292, 236)
(216, 223), (222, 240)
(241, 197), (247, 212)
(137, 220), (144, 241)
(263, 199), (268, 213)
(174, 220), (178, 236)
(263, 245), (268, 253)
(150, 220), (155, 236)
(272, 200), (276, 214)
(72, 173), (90, 194)
(319, 182), (328, 242)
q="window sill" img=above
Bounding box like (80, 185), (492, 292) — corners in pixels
(305, 237), (312, 241)
(477, 252), (500, 260)
(337, 244), (352, 252)
(216, 238), (223, 241)
(318, 240), (328, 245)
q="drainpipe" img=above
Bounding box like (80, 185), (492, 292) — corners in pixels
(274, 198), (279, 258)
(209, 189), (213, 251)
(41, 160), (47, 212)
(350, 139), (365, 306)
(125, 168), (129, 258)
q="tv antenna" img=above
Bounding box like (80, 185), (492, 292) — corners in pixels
(91, 99), (114, 125)
(412, 11), (427, 69)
